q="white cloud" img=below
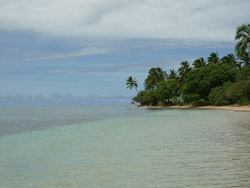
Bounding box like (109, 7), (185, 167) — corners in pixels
(0, 0), (249, 42)
(23, 47), (113, 61)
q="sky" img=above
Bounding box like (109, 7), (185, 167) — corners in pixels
(0, 0), (250, 105)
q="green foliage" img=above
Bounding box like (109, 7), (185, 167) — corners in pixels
(182, 93), (200, 103)
(237, 65), (250, 81)
(171, 96), (183, 105)
(178, 61), (191, 87)
(132, 79), (180, 106)
(235, 24), (250, 62)
(182, 63), (237, 102)
(157, 79), (180, 104)
(239, 52), (250, 67)
(225, 80), (250, 103)
(221, 53), (241, 69)
(208, 82), (234, 105)
(207, 52), (219, 64)
(236, 97), (250, 105)
(126, 76), (138, 94)
(157, 101), (164, 106)
(144, 67), (167, 90)
(132, 91), (145, 105)
(193, 57), (206, 69)
(132, 90), (158, 106)
(168, 69), (178, 79)
(128, 24), (250, 106)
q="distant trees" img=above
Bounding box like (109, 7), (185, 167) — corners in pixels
(129, 63), (250, 106)
(127, 24), (250, 106)
(182, 63), (237, 102)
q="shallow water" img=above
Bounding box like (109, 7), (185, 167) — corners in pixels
(0, 106), (250, 187)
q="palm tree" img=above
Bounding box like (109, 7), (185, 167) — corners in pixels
(207, 52), (220, 64)
(221, 53), (241, 69)
(239, 51), (250, 66)
(168, 69), (178, 79)
(126, 76), (138, 94)
(178, 61), (191, 87)
(235, 24), (250, 62)
(193, 57), (206, 68)
(144, 67), (167, 90)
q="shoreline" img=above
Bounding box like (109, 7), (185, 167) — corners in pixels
(138, 105), (250, 112)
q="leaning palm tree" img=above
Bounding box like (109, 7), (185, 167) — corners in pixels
(207, 52), (220, 64)
(193, 57), (206, 68)
(126, 76), (138, 94)
(235, 24), (250, 62)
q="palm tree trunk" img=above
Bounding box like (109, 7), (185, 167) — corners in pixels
(135, 88), (138, 94)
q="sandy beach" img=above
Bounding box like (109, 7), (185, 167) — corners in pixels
(139, 105), (250, 112)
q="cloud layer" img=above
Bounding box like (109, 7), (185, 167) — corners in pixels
(1, 0), (249, 41)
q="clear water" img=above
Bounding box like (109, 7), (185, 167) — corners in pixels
(0, 106), (250, 188)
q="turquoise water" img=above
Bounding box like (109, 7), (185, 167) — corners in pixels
(0, 106), (250, 187)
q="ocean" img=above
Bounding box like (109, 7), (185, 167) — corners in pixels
(0, 106), (250, 187)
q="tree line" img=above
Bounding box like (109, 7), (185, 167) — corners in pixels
(126, 24), (250, 106)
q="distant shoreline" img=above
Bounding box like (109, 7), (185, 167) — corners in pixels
(138, 105), (250, 112)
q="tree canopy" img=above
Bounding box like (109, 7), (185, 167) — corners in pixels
(127, 24), (250, 106)
(235, 24), (250, 63)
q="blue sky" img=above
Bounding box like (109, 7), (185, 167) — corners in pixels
(1, 0), (250, 105)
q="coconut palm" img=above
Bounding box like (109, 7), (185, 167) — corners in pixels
(239, 51), (250, 66)
(126, 76), (138, 94)
(221, 53), (241, 69)
(235, 24), (250, 61)
(144, 67), (167, 90)
(207, 52), (220, 64)
(193, 57), (206, 68)
(168, 69), (178, 79)
(178, 61), (191, 87)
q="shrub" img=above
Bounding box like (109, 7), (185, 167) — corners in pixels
(208, 82), (233, 105)
(226, 80), (250, 103)
(237, 65), (250, 81)
(132, 90), (158, 106)
(158, 101), (164, 106)
(236, 97), (250, 105)
(182, 63), (237, 102)
(171, 96), (183, 105)
(182, 93), (200, 103)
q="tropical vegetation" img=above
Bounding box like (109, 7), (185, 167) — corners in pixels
(127, 24), (250, 106)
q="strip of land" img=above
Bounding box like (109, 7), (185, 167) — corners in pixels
(139, 105), (250, 112)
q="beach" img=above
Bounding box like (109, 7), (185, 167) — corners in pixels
(139, 105), (250, 112)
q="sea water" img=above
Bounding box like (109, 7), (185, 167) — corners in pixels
(0, 106), (250, 187)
